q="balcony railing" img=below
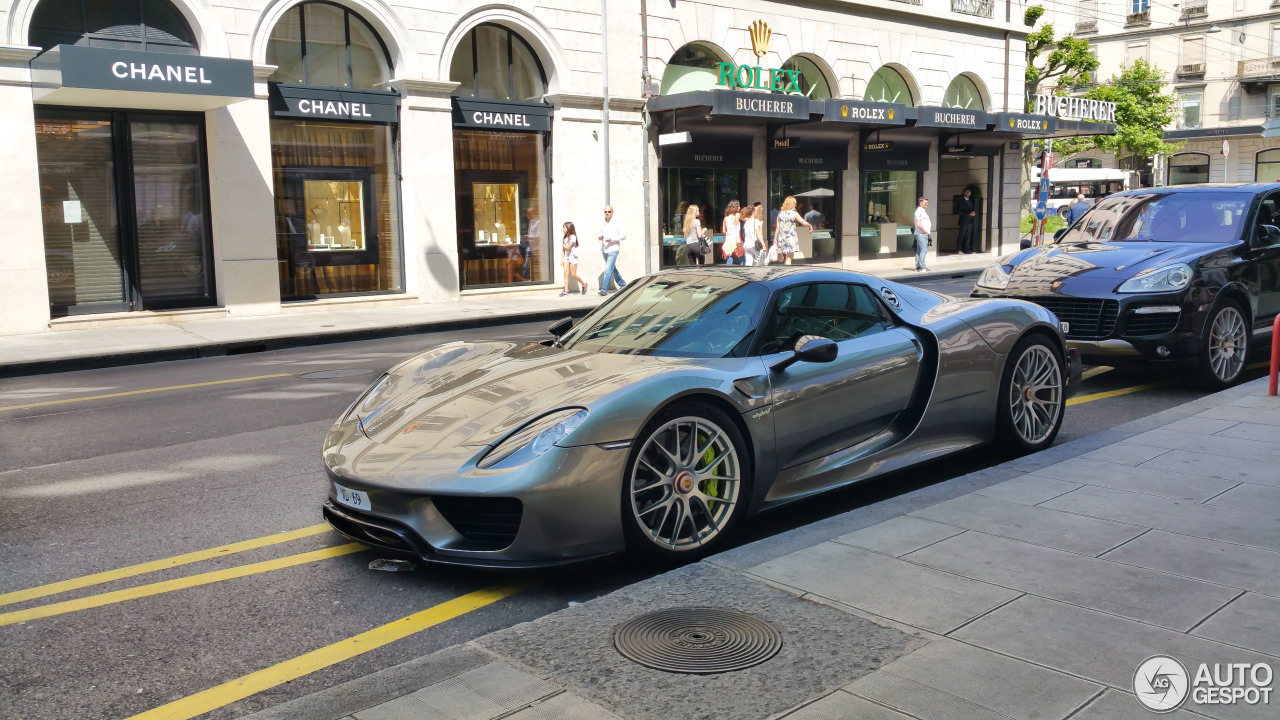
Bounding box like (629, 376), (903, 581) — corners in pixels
(1180, 3), (1208, 19)
(1075, 19), (1098, 34)
(1239, 57), (1280, 80)
(951, 0), (994, 19)
(1126, 10), (1151, 26)
(1177, 63), (1206, 78)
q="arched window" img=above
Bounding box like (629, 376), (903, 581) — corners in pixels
(659, 43), (727, 95)
(864, 67), (914, 105)
(1257, 149), (1280, 183)
(943, 75), (984, 110)
(266, 2), (392, 89)
(449, 24), (547, 102)
(780, 55), (831, 100)
(1168, 152), (1210, 185)
(29, 0), (197, 55)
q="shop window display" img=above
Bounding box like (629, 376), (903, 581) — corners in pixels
(303, 181), (365, 252)
(1168, 153), (1209, 185)
(1257, 149), (1280, 183)
(769, 170), (840, 263)
(860, 170), (920, 259)
(659, 167), (746, 267)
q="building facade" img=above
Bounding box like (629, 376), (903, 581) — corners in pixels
(0, 0), (1049, 338)
(1049, 0), (1280, 185)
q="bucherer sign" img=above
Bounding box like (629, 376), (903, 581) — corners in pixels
(1033, 94), (1116, 122)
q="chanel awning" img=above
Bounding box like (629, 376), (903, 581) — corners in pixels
(31, 45), (254, 111)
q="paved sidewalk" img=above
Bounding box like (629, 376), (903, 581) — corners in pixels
(246, 377), (1280, 720)
(0, 256), (990, 377)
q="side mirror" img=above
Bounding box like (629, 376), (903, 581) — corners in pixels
(1254, 224), (1280, 248)
(548, 317), (574, 337)
(770, 335), (838, 372)
(1053, 228), (1068, 242)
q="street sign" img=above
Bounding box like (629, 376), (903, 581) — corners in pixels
(1034, 176), (1051, 220)
(1222, 139), (1230, 158)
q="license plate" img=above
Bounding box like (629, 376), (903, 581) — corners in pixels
(334, 482), (371, 511)
(1059, 321), (1070, 334)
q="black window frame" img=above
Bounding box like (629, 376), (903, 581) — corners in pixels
(450, 23), (548, 101)
(754, 282), (896, 355)
(266, 1), (394, 90)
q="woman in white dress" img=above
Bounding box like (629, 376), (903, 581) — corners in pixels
(741, 204), (761, 266)
(560, 221), (587, 296)
(721, 200), (743, 264)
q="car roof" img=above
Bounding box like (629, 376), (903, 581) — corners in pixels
(657, 266), (881, 289)
(1111, 182), (1280, 196)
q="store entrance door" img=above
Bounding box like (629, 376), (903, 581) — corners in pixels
(937, 155), (990, 255)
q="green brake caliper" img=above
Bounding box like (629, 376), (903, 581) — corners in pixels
(700, 435), (720, 513)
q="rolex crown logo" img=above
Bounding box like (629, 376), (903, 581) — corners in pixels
(749, 19), (771, 58)
(888, 109), (894, 120)
(1010, 119), (1015, 128)
(841, 105), (849, 118)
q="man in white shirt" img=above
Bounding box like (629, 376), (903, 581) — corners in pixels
(913, 197), (932, 272)
(597, 205), (627, 295)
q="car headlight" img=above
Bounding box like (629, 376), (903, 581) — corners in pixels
(339, 373), (390, 423)
(477, 409), (588, 469)
(1117, 263), (1193, 293)
(976, 263), (1011, 290)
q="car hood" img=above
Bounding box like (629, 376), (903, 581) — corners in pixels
(1002, 241), (1213, 293)
(348, 340), (703, 453)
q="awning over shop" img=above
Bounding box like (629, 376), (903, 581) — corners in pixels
(31, 45), (254, 112)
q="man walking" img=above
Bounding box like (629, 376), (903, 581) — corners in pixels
(956, 188), (976, 254)
(913, 197), (932, 272)
(1063, 193), (1090, 226)
(598, 205), (627, 295)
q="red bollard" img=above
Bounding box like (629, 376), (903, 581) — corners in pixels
(1271, 314), (1280, 396)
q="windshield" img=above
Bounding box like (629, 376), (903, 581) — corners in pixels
(1057, 192), (1247, 245)
(558, 273), (768, 357)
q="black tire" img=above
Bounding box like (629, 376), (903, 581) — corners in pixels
(621, 401), (752, 565)
(995, 333), (1067, 455)
(1191, 299), (1250, 391)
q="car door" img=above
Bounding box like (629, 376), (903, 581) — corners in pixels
(1251, 191), (1280, 331)
(762, 282), (921, 472)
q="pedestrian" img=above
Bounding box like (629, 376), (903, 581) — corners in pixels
(956, 188), (976, 254)
(597, 205), (627, 295)
(913, 196), (932, 272)
(773, 196), (812, 265)
(683, 204), (708, 265)
(741, 204), (761, 266)
(522, 206), (539, 280)
(721, 200), (744, 264)
(1064, 193), (1091, 225)
(560, 221), (587, 296)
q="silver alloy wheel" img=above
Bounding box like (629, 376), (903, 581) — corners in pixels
(1008, 344), (1064, 445)
(629, 416), (740, 551)
(1208, 306), (1248, 382)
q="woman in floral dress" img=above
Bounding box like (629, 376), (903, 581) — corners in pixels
(773, 196), (813, 265)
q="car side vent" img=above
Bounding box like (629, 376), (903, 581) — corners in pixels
(432, 496), (523, 551)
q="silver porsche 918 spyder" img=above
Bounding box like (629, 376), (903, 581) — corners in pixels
(322, 267), (1078, 568)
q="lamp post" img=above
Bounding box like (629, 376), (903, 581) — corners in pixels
(601, 0), (610, 204)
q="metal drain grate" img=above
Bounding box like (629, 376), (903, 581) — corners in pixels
(613, 607), (782, 674)
(297, 369), (376, 380)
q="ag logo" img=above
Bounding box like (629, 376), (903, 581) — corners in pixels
(1135, 655), (1190, 713)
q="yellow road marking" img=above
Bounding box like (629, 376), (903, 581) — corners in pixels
(0, 524), (332, 607)
(1068, 382), (1170, 406)
(0, 372), (294, 412)
(0, 544), (363, 626)
(125, 579), (537, 720)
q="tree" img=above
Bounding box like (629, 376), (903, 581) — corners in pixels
(1021, 6), (1099, 211)
(1056, 60), (1182, 178)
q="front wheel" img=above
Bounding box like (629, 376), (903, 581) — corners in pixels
(996, 334), (1066, 455)
(622, 403), (751, 565)
(1192, 300), (1250, 391)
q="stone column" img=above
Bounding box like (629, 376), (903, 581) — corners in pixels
(394, 80), (459, 302)
(0, 45), (52, 335)
(204, 66), (280, 315)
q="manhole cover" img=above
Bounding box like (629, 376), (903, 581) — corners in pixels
(614, 607), (782, 674)
(297, 368), (376, 380)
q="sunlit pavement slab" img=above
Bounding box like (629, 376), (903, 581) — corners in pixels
(0, 261), (989, 378)
(242, 376), (1279, 720)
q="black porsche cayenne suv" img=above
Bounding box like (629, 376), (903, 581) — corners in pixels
(972, 184), (1280, 389)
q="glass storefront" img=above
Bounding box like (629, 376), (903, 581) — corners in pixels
(36, 109), (213, 316)
(659, 167), (746, 267)
(768, 170), (840, 263)
(271, 120), (403, 298)
(859, 170), (920, 259)
(453, 129), (552, 287)
(1168, 152), (1209, 185)
(1258, 149), (1280, 183)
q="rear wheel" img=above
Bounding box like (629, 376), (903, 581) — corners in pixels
(1192, 300), (1249, 390)
(996, 334), (1066, 455)
(622, 402), (750, 564)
